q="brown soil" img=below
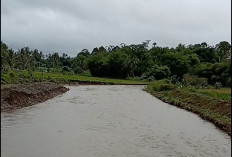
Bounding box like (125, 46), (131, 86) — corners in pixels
(1, 82), (69, 112)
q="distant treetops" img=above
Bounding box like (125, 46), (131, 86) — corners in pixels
(1, 41), (231, 87)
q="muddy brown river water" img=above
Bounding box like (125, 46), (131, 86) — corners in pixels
(1, 85), (231, 157)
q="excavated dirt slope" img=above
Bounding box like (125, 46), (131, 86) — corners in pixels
(1, 82), (69, 112)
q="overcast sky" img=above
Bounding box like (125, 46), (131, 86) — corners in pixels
(1, 0), (231, 56)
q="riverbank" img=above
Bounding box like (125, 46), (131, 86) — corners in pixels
(1, 71), (149, 85)
(1, 82), (69, 112)
(145, 85), (231, 136)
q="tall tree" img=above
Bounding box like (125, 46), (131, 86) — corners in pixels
(216, 41), (231, 62)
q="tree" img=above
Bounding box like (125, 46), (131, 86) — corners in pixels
(72, 52), (90, 74)
(141, 64), (171, 80)
(216, 41), (231, 62)
(1, 42), (18, 71)
(78, 49), (90, 57)
(123, 56), (139, 77)
(160, 53), (190, 79)
(17, 47), (33, 70)
(51, 53), (60, 68)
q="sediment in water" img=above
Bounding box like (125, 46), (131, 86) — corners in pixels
(146, 90), (231, 136)
(1, 82), (69, 112)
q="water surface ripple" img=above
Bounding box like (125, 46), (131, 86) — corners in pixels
(1, 85), (231, 157)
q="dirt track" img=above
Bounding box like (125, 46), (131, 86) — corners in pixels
(1, 82), (69, 112)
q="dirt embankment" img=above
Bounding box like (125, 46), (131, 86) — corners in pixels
(1, 82), (69, 112)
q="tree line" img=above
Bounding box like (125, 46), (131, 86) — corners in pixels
(1, 40), (231, 87)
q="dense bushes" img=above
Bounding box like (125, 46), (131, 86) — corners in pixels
(146, 80), (177, 92)
(87, 51), (131, 78)
(86, 41), (230, 87)
(141, 65), (171, 80)
(1, 41), (231, 87)
(183, 74), (208, 87)
(194, 61), (231, 87)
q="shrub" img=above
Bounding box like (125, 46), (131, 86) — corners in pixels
(62, 66), (71, 72)
(55, 77), (67, 83)
(188, 88), (197, 93)
(7, 70), (18, 83)
(214, 82), (222, 89)
(183, 74), (208, 87)
(141, 65), (171, 80)
(1, 74), (10, 84)
(74, 66), (84, 75)
(226, 78), (231, 87)
(159, 84), (176, 91)
(47, 76), (52, 80)
(146, 80), (176, 92)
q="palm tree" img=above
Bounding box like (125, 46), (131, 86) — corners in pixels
(1, 49), (18, 70)
(17, 47), (33, 70)
(216, 41), (231, 62)
(51, 53), (60, 68)
(123, 56), (139, 77)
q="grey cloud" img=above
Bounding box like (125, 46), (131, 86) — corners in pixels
(1, 0), (231, 57)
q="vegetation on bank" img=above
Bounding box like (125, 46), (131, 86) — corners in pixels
(1, 40), (231, 87)
(145, 81), (231, 135)
(1, 70), (148, 88)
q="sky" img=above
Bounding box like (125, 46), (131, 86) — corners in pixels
(1, 0), (231, 57)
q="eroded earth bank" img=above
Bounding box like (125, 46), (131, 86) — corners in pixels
(1, 82), (69, 112)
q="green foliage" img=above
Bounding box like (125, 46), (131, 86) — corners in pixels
(160, 52), (191, 78)
(183, 74), (208, 87)
(74, 67), (84, 75)
(146, 80), (176, 92)
(193, 44), (217, 63)
(197, 88), (230, 101)
(214, 82), (222, 89)
(62, 66), (71, 72)
(87, 54), (109, 77)
(226, 78), (231, 87)
(1, 41), (231, 88)
(215, 41), (231, 62)
(7, 70), (18, 83)
(141, 65), (171, 81)
(1, 73), (11, 84)
(194, 61), (231, 87)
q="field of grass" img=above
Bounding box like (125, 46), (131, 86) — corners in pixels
(145, 83), (231, 135)
(194, 88), (231, 101)
(33, 72), (149, 84)
(1, 70), (149, 86)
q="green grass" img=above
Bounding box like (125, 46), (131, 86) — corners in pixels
(18, 71), (149, 85)
(184, 87), (231, 101)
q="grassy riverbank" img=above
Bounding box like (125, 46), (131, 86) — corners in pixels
(1, 71), (149, 88)
(145, 81), (231, 135)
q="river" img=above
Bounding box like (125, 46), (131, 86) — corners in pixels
(1, 85), (231, 157)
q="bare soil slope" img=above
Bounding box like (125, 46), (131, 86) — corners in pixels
(1, 82), (69, 112)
